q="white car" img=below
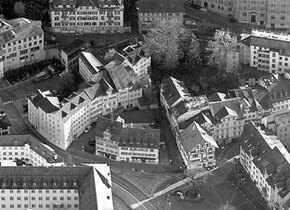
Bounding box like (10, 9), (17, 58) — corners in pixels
(84, 125), (92, 133)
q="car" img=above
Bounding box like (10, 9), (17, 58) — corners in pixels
(184, 20), (196, 26)
(191, 4), (201, 9)
(84, 125), (92, 133)
(88, 138), (95, 146)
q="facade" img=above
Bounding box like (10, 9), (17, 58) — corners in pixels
(199, 0), (233, 16)
(0, 97), (11, 135)
(247, 30), (290, 74)
(238, 35), (251, 65)
(50, 0), (124, 34)
(28, 89), (91, 150)
(225, 49), (240, 72)
(240, 122), (290, 210)
(0, 18), (44, 76)
(138, 0), (184, 33)
(0, 164), (113, 210)
(265, 0), (290, 29)
(60, 39), (88, 71)
(0, 135), (64, 166)
(95, 117), (160, 164)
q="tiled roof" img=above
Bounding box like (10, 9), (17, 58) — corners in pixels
(0, 135), (64, 164)
(62, 39), (87, 55)
(241, 122), (290, 198)
(118, 127), (160, 149)
(180, 121), (218, 154)
(139, 0), (184, 13)
(268, 79), (290, 103)
(239, 36), (251, 47)
(252, 86), (273, 110)
(137, 86), (159, 107)
(178, 109), (213, 130)
(208, 92), (226, 102)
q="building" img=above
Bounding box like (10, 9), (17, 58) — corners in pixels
(60, 39), (88, 71)
(0, 134), (64, 166)
(116, 109), (156, 128)
(249, 30), (290, 74)
(265, 0), (290, 29)
(238, 35), (251, 65)
(199, 0), (234, 17)
(261, 108), (290, 149)
(0, 164), (113, 210)
(95, 116), (160, 164)
(28, 89), (91, 150)
(240, 122), (290, 210)
(225, 49), (240, 72)
(178, 121), (218, 169)
(137, 85), (159, 110)
(138, 0), (184, 33)
(0, 18), (44, 76)
(50, 0), (124, 34)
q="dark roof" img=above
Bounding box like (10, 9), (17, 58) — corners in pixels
(137, 86), (159, 107)
(28, 92), (59, 113)
(227, 88), (259, 112)
(139, 0), (184, 13)
(208, 92), (226, 102)
(178, 110), (213, 130)
(161, 77), (188, 107)
(240, 122), (290, 198)
(62, 39), (87, 55)
(118, 127), (160, 149)
(239, 36), (251, 47)
(119, 110), (156, 124)
(251, 35), (290, 51)
(268, 79), (290, 103)
(95, 117), (123, 141)
(238, 64), (271, 79)
(252, 87), (273, 110)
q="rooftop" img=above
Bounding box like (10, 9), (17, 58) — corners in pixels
(117, 109), (156, 124)
(241, 122), (290, 198)
(138, 0), (184, 13)
(80, 51), (103, 75)
(62, 39), (87, 55)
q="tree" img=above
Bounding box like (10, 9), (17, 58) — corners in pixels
(145, 19), (184, 70)
(57, 73), (78, 100)
(13, 1), (25, 17)
(207, 29), (237, 70)
(179, 32), (201, 71)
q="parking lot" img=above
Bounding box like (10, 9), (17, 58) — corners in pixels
(4, 59), (64, 87)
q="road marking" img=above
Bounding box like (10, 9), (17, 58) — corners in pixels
(113, 182), (150, 210)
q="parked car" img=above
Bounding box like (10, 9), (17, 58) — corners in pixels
(191, 3), (201, 9)
(84, 125), (92, 133)
(88, 138), (95, 146)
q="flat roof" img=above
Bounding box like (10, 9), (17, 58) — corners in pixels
(80, 51), (103, 75)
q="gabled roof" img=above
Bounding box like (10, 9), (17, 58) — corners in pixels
(80, 51), (103, 75)
(180, 121), (218, 154)
(118, 109), (156, 124)
(252, 87), (273, 110)
(28, 90), (60, 113)
(95, 117), (123, 141)
(208, 92), (226, 102)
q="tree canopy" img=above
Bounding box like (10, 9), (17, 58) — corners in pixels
(57, 73), (78, 100)
(145, 19), (200, 71)
(13, 1), (25, 17)
(207, 29), (237, 70)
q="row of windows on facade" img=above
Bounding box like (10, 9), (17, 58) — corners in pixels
(1, 35), (42, 48)
(1, 196), (78, 201)
(5, 46), (40, 60)
(0, 203), (78, 209)
(54, 16), (121, 21)
(120, 147), (154, 152)
(120, 152), (156, 157)
(54, 10), (121, 15)
(3, 42), (41, 55)
(54, 22), (121, 26)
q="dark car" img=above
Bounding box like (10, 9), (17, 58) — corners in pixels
(191, 4), (201, 9)
(88, 139), (95, 146)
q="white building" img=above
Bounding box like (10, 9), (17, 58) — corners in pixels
(249, 30), (290, 74)
(0, 135), (64, 166)
(95, 116), (160, 164)
(240, 122), (290, 210)
(28, 89), (91, 150)
(50, 0), (125, 34)
(0, 18), (44, 76)
(0, 164), (113, 210)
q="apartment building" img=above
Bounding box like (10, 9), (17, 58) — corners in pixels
(0, 18), (44, 76)
(138, 0), (184, 33)
(28, 89), (91, 150)
(0, 164), (113, 210)
(240, 122), (290, 210)
(0, 135), (64, 166)
(95, 116), (160, 164)
(249, 30), (290, 74)
(50, 0), (124, 34)
(265, 0), (290, 29)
